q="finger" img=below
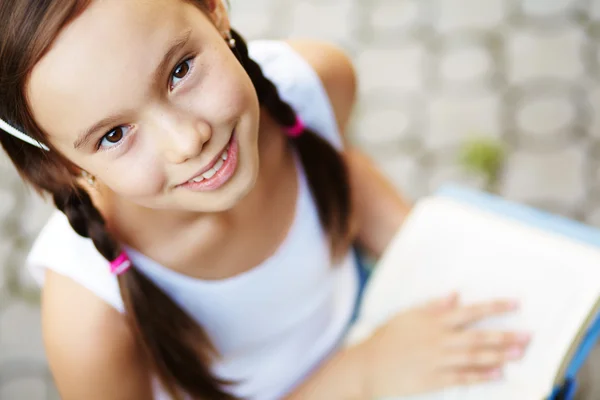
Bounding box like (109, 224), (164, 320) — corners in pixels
(423, 292), (459, 312)
(438, 367), (503, 387)
(444, 300), (519, 328)
(445, 330), (531, 350)
(439, 346), (525, 369)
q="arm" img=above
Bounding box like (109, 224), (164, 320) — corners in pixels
(346, 148), (412, 256)
(284, 346), (366, 400)
(42, 270), (153, 400)
(289, 40), (412, 257)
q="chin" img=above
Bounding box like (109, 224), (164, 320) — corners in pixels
(213, 167), (258, 211)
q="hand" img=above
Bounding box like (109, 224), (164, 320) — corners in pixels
(355, 293), (531, 398)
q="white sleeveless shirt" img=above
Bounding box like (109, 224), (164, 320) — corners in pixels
(26, 40), (360, 400)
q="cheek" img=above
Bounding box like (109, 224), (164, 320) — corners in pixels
(221, 68), (257, 117)
(187, 55), (258, 125)
(97, 158), (166, 199)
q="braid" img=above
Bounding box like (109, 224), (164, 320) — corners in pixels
(53, 185), (237, 400)
(231, 29), (353, 255)
(53, 186), (117, 259)
(230, 31), (295, 126)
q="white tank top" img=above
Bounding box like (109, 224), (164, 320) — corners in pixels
(26, 40), (360, 400)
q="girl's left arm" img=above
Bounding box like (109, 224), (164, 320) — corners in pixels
(289, 40), (412, 257)
(345, 148), (412, 257)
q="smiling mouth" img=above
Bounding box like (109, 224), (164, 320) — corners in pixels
(179, 134), (239, 192)
(186, 144), (230, 184)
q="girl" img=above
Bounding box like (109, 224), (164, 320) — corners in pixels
(0, 0), (530, 399)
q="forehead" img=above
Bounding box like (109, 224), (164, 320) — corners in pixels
(27, 0), (201, 144)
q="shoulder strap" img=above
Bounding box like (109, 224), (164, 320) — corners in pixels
(248, 40), (344, 150)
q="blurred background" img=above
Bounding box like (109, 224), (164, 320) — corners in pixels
(1, 0), (600, 398)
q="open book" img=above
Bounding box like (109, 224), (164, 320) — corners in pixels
(345, 185), (600, 400)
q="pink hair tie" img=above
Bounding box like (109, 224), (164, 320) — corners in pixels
(284, 117), (305, 138)
(110, 252), (132, 275)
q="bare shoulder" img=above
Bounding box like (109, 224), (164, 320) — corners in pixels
(286, 40), (358, 134)
(42, 269), (152, 400)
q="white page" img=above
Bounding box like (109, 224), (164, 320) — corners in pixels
(346, 197), (600, 400)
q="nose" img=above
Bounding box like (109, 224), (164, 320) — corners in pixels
(151, 111), (211, 164)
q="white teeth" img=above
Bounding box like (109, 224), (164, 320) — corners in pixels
(202, 158), (224, 179)
(188, 146), (230, 183)
(202, 168), (217, 179)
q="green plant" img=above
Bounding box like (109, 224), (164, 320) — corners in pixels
(458, 136), (506, 194)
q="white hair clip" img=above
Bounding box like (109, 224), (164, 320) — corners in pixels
(0, 118), (49, 151)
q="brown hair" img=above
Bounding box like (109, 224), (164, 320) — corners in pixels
(0, 1), (352, 398)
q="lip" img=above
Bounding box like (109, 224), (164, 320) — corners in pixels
(183, 138), (231, 183)
(178, 135), (238, 192)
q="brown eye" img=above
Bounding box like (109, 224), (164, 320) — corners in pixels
(174, 62), (189, 79)
(99, 126), (130, 149)
(106, 127), (124, 143)
(170, 58), (193, 89)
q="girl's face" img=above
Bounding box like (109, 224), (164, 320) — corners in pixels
(27, 0), (261, 212)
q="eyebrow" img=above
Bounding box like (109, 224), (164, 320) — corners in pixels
(73, 29), (193, 149)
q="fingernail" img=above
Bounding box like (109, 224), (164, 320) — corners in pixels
(517, 333), (532, 342)
(488, 368), (502, 379)
(506, 347), (523, 359)
(507, 300), (520, 309)
(439, 293), (458, 308)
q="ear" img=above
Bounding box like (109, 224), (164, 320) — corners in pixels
(206, 0), (231, 35)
